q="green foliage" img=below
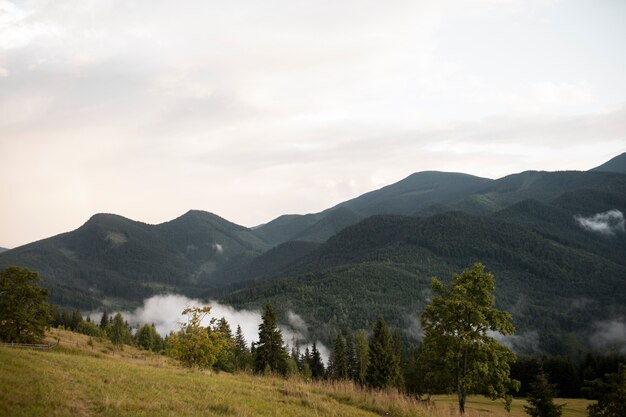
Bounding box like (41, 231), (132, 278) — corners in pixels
(76, 320), (105, 338)
(420, 263), (520, 414)
(309, 342), (325, 380)
(254, 304), (288, 375)
(233, 325), (253, 371)
(135, 323), (163, 352)
(366, 317), (401, 390)
(586, 364), (626, 417)
(106, 313), (132, 346)
(0, 266), (51, 343)
(355, 329), (369, 386)
(328, 333), (348, 380)
(524, 369), (564, 417)
(167, 306), (230, 369)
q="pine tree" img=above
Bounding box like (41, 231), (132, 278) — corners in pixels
(355, 329), (369, 386)
(366, 317), (400, 389)
(328, 333), (349, 380)
(345, 329), (357, 381)
(255, 304), (288, 375)
(587, 364), (626, 417)
(234, 325), (252, 371)
(309, 342), (325, 380)
(524, 369), (564, 417)
(99, 310), (109, 329)
(107, 313), (132, 345)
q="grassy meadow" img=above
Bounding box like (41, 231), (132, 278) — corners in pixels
(0, 329), (592, 417)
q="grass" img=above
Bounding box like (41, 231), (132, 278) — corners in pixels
(430, 395), (591, 417)
(1, 329), (593, 417)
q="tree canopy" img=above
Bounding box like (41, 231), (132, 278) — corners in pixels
(420, 263), (520, 414)
(254, 303), (288, 375)
(0, 266), (51, 343)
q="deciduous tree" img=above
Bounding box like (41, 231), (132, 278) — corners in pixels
(420, 263), (519, 414)
(0, 266), (51, 343)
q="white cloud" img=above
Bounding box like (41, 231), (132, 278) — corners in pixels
(575, 210), (625, 235)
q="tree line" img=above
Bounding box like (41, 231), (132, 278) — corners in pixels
(1, 264), (625, 416)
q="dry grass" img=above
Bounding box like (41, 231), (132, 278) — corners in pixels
(1, 329), (593, 417)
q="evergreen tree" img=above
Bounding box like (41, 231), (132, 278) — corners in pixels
(99, 310), (109, 329)
(255, 304), (288, 375)
(392, 331), (405, 390)
(107, 313), (132, 345)
(213, 317), (236, 372)
(309, 342), (325, 380)
(70, 309), (83, 331)
(524, 368), (564, 417)
(328, 333), (349, 380)
(345, 329), (357, 381)
(366, 317), (400, 389)
(587, 364), (626, 417)
(136, 323), (161, 351)
(233, 325), (252, 371)
(355, 329), (369, 386)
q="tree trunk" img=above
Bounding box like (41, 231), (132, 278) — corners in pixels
(458, 387), (466, 414)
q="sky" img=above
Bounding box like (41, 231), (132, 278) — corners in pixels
(1, 0), (625, 249)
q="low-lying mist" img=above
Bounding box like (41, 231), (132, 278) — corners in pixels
(90, 294), (330, 362)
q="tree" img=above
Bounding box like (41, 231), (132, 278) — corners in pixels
(355, 329), (369, 385)
(0, 266), (51, 343)
(167, 306), (229, 369)
(107, 313), (132, 345)
(99, 310), (109, 329)
(328, 332), (349, 380)
(366, 316), (400, 389)
(587, 363), (626, 417)
(136, 323), (163, 351)
(419, 263), (519, 414)
(254, 304), (288, 375)
(234, 325), (252, 371)
(524, 368), (564, 417)
(213, 317), (236, 372)
(345, 329), (357, 381)
(309, 342), (325, 380)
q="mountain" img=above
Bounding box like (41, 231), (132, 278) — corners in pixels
(590, 152), (626, 174)
(0, 247), (7, 253)
(222, 210), (626, 356)
(0, 210), (269, 309)
(255, 172), (491, 244)
(256, 169), (626, 245)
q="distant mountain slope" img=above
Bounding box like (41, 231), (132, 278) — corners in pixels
(255, 172), (491, 244)
(590, 152), (626, 174)
(0, 247), (7, 253)
(256, 169), (626, 245)
(223, 211), (626, 355)
(0, 210), (269, 309)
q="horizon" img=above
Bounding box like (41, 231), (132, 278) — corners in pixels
(1, 0), (625, 248)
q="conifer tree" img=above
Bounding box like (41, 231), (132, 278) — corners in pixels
(233, 324), (252, 371)
(345, 329), (357, 381)
(328, 333), (349, 380)
(255, 304), (288, 375)
(587, 364), (626, 417)
(355, 329), (369, 385)
(99, 310), (109, 329)
(309, 342), (325, 380)
(524, 368), (564, 417)
(366, 317), (400, 389)
(107, 313), (132, 345)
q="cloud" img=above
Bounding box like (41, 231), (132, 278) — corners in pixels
(212, 243), (224, 254)
(89, 294), (329, 361)
(589, 319), (626, 354)
(575, 209), (625, 235)
(488, 330), (541, 355)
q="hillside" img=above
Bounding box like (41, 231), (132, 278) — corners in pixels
(0, 329), (592, 417)
(222, 210), (626, 356)
(590, 152), (626, 174)
(0, 210), (270, 309)
(0, 247), (7, 253)
(256, 169), (626, 245)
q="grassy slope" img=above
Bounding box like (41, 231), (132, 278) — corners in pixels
(1, 329), (592, 417)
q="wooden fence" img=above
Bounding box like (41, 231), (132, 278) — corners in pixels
(0, 342), (55, 350)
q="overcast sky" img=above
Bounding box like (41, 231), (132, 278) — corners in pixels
(1, 0), (625, 248)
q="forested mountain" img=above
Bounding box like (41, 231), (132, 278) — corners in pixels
(0, 247), (7, 253)
(220, 207), (626, 356)
(590, 152), (626, 174)
(0, 210), (269, 309)
(256, 169), (626, 245)
(2, 154), (625, 356)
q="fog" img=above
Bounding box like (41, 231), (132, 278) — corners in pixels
(575, 209), (625, 235)
(90, 294), (329, 362)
